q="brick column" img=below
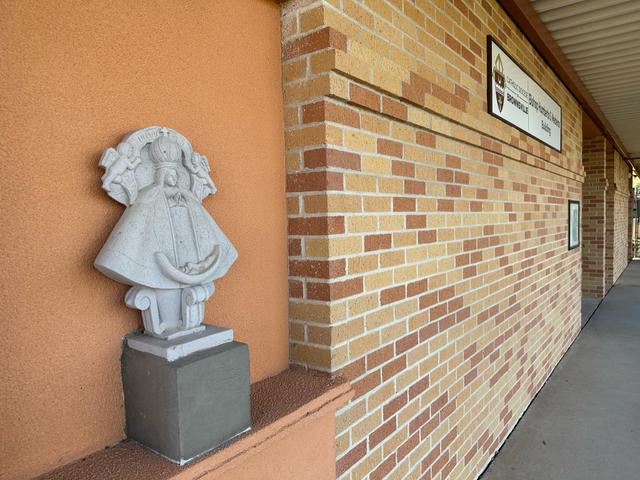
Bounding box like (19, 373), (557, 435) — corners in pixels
(581, 136), (607, 298)
(630, 174), (635, 261)
(605, 141), (615, 289)
(605, 145), (631, 287)
(281, 0), (355, 371)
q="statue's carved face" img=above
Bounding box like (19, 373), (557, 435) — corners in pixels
(164, 169), (178, 187)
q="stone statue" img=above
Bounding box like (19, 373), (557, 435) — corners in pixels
(95, 126), (237, 357)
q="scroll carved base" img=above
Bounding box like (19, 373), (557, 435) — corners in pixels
(125, 284), (214, 341)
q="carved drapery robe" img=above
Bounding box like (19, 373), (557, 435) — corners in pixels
(95, 183), (237, 289)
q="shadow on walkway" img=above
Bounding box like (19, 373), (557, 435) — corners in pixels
(481, 260), (640, 480)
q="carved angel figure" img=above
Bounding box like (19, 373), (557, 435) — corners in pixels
(99, 142), (141, 205)
(185, 151), (217, 201)
(94, 127), (237, 339)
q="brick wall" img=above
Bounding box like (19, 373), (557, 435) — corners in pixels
(280, 1), (583, 479)
(605, 146), (630, 287)
(581, 136), (607, 298)
(629, 174), (635, 261)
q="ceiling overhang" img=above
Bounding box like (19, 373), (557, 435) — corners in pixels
(498, 0), (639, 174)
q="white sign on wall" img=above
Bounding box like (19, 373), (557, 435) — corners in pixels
(488, 36), (562, 151)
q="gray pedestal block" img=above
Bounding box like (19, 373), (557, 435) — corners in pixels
(122, 340), (251, 464)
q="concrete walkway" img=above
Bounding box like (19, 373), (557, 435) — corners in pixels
(580, 297), (600, 327)
(481, 260), (640, 480)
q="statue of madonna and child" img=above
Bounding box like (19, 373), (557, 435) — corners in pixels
(94, 126), (238, 360)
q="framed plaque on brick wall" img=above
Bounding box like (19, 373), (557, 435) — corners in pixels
(568, 200), (580, 250)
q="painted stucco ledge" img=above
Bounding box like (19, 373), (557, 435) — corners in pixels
(37, 369), (353, 480)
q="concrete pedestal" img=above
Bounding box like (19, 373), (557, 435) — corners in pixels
(122, 341), (251, 464)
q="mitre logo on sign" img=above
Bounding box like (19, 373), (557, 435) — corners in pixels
(487, 36), (562, 152)
(493, 54), (505, 112)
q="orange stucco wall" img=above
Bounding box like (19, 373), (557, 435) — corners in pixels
(0, 1), (287, 478)
(213, 412), (338, 480)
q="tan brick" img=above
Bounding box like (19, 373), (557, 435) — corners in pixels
(283, 75), (331, 103)
(361, 112), (391, 136)
(346, 173), (378, 192)
(383, 427), (409, 459)
(348, 254), (379, 274)
(336, 431), (350, 457)
(380, 250), (405, 268)
(348, 293), (379, 317)
(286, 197), (299, 215)
(394, 299), (419, 319)
(379, 215), (405, 231)
(364, 196), (392, 212)
(365, 270), (394, 291)
(306, 236), (362, 257)
(284, 124), (326, 148)
(380, 321), (407, 345)
(304, 193), (362, 213)
(290, 343), (331, 368)
(349, 331), (381, 358)
(283, 58), (307, 83)
(379, 177), (405, 194)
(368, 380), (396, 411)
(300, 5), (324, 32)
(289, 321), (305, 342)
(345, 129), (378, 152)
(308, 49), (334, 75)
(350, 449), (382, 480)
(362, 155), (392, 174)
(289, 301), (346, 324)
(336, 399), (366, 433)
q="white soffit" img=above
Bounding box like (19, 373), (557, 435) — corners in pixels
(530, 0), (640, 158)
